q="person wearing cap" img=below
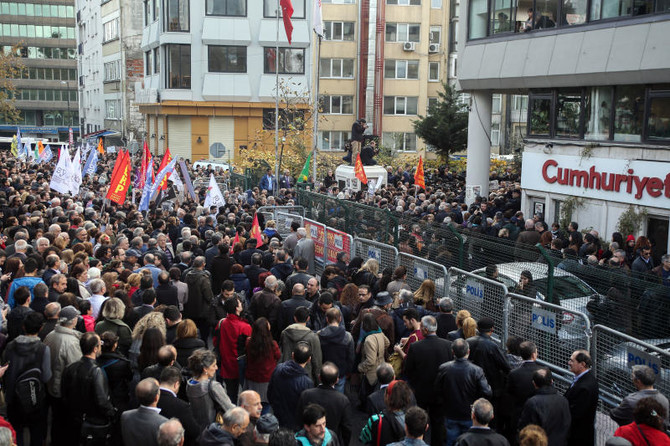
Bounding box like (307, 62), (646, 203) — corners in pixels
(43, 305), (83, 444)
(125, 248), (141, 270)
(352, 291), (396, 354)
(467, 317), (511, 428)
(253, 413), (279, 445)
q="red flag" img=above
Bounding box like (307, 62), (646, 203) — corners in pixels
(230, 232), (240, 254)
(156, 148), (173, 190)
(250, 213), (263, 248)
(97, 137), (105, 155)
(106, 150), (131, 204)
(138, 141), (151, 189)
(280, 0), (294, 44)
(354, 154), (367, 185)
(414, 156), (425, 190)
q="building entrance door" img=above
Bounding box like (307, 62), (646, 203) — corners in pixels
(647, 216), (669, 266)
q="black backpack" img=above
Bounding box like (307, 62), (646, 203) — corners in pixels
(13, 343), (46, 416)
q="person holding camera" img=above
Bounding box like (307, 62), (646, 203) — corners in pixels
(350, 119), (368, 165)
(360, 140), (378, 166)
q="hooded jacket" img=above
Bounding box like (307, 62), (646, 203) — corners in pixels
(268, 360), (313, 430)
(280, 323), (322, 383)
(296, 427), (341, 446)
(270, 262), (294, 282)
(318, 325), (354, 377)
(184, 268), (214, 320)
(3, 335), (52, 407)
(199, 422), (236, 446)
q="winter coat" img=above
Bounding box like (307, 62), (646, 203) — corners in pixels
(518, 386), (571, 446)
(184, 269), (214, 320)
(267, 360), (313, 430)
(270, 262), (293, 282)
(280, 323), (322, 383)
(200, 422), (236, 446)
(249, 288), (281, 339)
(318, 325), (354, 376)
(213, 314), (251, 380)
(230, 273), (251, 301)
(186, 378), (234, 433)
(358, 331), (389, 385)
(245, 338), (281, 383)
(97, 350), (133, 412)
(95, 318), (132, 356)
(173, 337), (206, 370)
(3, 335), (52, 407)
(209, 254), (232, 295)
(44, 324), (82, 398)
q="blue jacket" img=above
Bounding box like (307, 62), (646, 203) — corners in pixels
(268, 360), (313, 430)
(259, 174), (276, 195)
(7, 276), (44, 308)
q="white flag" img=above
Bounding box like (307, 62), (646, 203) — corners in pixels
(70, 148), (82, 195)
(170, 168), (184, 192)
(50, 148), (72, 194)
(204, 174), (225, 209)
(313, 0), (324, 37)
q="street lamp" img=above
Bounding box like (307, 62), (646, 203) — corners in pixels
(60, 80), (70, 125)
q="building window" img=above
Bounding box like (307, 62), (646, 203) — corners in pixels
(513, 95), (528, 111)
(384, 60), (419, 79)
(263, 0), (305, 18)
(429, 62), (440, 81)
(264, 48), (305, 74)
(324, 21), (355, 40)
(556, 90), (582, 138)
(528, 93), (552, 136)
(427, 97), (438, 113)
(449, 55), (457, 78)
(322, 0), (355, 3)
(208, 46), (247, 72)
(492, 94), (502, 113)
(646, 88), (670, 142)
(320, 58), (354, 78)
(429, 26), (441, 44)
(206, 0), (246, 16)
(321, 95), (354, 114)
(262, 109), (306, 130)
(154, 47), (160, 73)
(387, 0), (421, 5)
(319, 131), (351, 150)
(491, 122), (500, 145)
(432, 0), (443, 7)
(145, 0), (153, 24)
(384, 96), (419, 115)
(105, 100), (120, 119)
(103, 19), (118, 42)
(382, 132), (417, 151)
(165, 0), (190, 31)
(104, 61), (120, 81)
(166, 44), (190, 89)
(385, 23), (421, 42)
(613, 85), (644, 143)
(145, 51), (153, 75)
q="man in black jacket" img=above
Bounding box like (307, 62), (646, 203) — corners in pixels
(157, 366), (200, 445)
(455, 399), (509, 446)
(435, 339), (492, 446)
(505, 341), (542, 440)
(318, 307), (354, 393)
(183, 256), (214, 343)
(564, 350), (599, 446)
(435, 297), (457, 339)
(296, 363), (353, 445)
(404, 315), (453, 446)
(156, 272), (179, 307)
(61, 332), (117, 444)
(518, 369), (571, 446)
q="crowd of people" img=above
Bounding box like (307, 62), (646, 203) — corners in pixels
(0, 150), (666, 446)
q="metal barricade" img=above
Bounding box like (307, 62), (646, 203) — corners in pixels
(397, 252), (448, 299)
(257, 206), (305, 238)
(274, 212), (303, 238)
(353, 238), (398, 275)
(507, 292), (591, 376)
(303, 218), (327, 277)
(325, 227), (354, 266)
(447, 268), (509, 346)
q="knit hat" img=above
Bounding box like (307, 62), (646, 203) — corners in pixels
(477, 317), (495, 331)
(255, 414), (279, 435)
(59, 306), (80, 324)
(626, 235), (635, 242)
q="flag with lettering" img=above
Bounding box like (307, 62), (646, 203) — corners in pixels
(250, 213), (263, 248)
(414, 156), (425, 190)
(41, 144), (53, 163)
(82, 147), (98, 177)
(280, 0), (294, 44)
(203, 174), (225, 210)
(70, 147), (82, 196)
(50, 148), (72, 194)
(138, 164), (154, 211)
(354, 153), (367, 185)
(105, 150), (131, 205)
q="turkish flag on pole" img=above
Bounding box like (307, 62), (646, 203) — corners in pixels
(250, 213), (263, 248)
(414, 156), (425, 190)
(280, 0), (294, 44)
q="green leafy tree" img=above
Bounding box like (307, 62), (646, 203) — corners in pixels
(412, 82), (468, 161)
(0, 47), (23, 124)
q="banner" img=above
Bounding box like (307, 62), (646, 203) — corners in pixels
(50, 148), (72, 194)
(304, 219), (326, 264)
(250, 213), (263, 248)
(40, 144), (53, 163)
(138, 165), (154, 211)
(70, 148), (82, 195)
(106, 150), (131, 205)
(179, 160), (197, 202)
(203, 174), (225, 210)
(82, 148), (98, 177)
(326, 227), (351, 264)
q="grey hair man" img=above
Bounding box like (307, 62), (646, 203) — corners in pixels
(157, 419), (185, 446)
(436, 297), (457, 339)
(609, 365), (669, 426)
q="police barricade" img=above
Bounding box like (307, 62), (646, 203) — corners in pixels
(353, 238), (398, 275)
(397, 253), (448, 299)
(507, 293), (591, 379)
(303, 218), (327, 277)
(274, 212), (303, 238)
(591, 324), (670, 444)
(257, 206), (305, 238)
(447, 268), (509, 346)
(324, 227), (354, 267)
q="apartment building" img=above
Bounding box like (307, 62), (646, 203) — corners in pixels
(0, 0), (79, 142)
(459, 0), (670, 251)
(317, 0), (456, 156)
(135, 0), (314, 162)
(76, 0), (144, 143)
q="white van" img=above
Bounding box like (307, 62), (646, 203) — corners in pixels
(192, 160), (232, 171)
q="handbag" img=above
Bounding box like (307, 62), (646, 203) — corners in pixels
(207, 378), (225, 425)
(80, 418), (112, 446)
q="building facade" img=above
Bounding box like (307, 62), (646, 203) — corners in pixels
(459, 0), (670, 253)
(76, 0), (144, 143)
(0, 0), (80, 142)
(317, 0), (456, 156)
(135, 0), (314, 163)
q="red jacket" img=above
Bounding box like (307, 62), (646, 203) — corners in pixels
(214, 314), (251, 379)
(614, 423), (670, 446)
(245, 337), (281, 383)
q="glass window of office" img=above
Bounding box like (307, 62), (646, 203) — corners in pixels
(492, 94), (502, 113)
(323, 0), (356, 3)
(264, 0), (305, 17)
(264, 48), (305, 74)
(429, 26), (441, 44)
(166, 0), (189, 31)
(384, 96), (419, 115)
(166, 45), (191, 89)
(154, 48), (160, 73)
(208, 46), (247, 72)
(432, 0), (443, 7)
(321, 95), (354, 114)
(491, 122), (500, 145)
(207, 0), (246, 15)
(429, 62), (440, 81)
(528, 94), (552, 136)
(324, 21), (355, 40)
(647, 86), (670, 141)
(145, 51), (153, 75)
(556, 90), (582, 138)
(320, 131), (351, 150)
(320, 58), (354, 78)
(584, 87), (612, 140)
(613, 85), (644, 142)
(490, 0), (514, 33)
(387, 0), (421, 5)
(384, 60), (419, 79)
(385, 23), (420, 42)
(382, 132), (417, 151)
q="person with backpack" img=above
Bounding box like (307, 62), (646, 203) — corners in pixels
(61, 332), (117, 446)
(359, 380), (414, 446)
(3, 312), (51, 446)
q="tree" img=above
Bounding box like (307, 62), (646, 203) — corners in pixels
(413, 82), (468, 161)
(0, 48), (23, 124)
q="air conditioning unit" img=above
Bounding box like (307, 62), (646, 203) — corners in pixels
(402, 42), (415, 51)
(429, 43), (440, 53)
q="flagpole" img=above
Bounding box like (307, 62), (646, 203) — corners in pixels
(311, 35), (321, 186)
(274, 0), (280, 196)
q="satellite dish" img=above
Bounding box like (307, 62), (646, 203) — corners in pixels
(210, 142), (226, 158)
